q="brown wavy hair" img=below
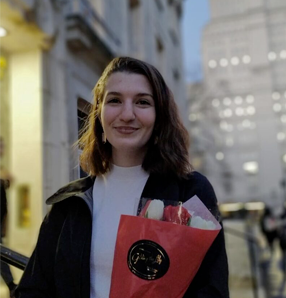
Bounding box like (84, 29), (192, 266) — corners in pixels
(78, 57), (192, 178)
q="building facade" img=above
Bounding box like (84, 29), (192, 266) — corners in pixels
(187, 82), (232, 201)
(0, 0), (187, 261)
(197, 0), (286, 208)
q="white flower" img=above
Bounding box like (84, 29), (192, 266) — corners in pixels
(190, 216), (216, 230)
(145, 200), (164, 220)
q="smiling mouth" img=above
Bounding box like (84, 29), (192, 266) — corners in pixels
(114, 126), (139, 134)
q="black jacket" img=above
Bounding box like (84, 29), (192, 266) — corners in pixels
(16, 171), (229, 298)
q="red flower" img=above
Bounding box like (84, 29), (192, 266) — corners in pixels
(163, 205), (191, 226)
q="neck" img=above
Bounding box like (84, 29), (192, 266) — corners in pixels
(111, 148), (146, 167)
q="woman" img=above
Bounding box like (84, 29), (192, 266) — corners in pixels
(16, 57), (229, 298)
(260, 206), (278, 254)
(278, 206), (286, 278)
(1, 137), (17, 298)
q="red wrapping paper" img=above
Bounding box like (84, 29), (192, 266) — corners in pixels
(110, 211), (220, 298)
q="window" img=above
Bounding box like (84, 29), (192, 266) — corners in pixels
(156, 37), (164, 53)
(78, 109), (88, 141)
(77, 98), (90, 140)
(173, 69), (180, 81)
(243, 161), (258, 175)
(129, 0), (140, 8)
(156, 37), (166, 75)
(169, 29), (179, 46)
(155, 0), (163, 11)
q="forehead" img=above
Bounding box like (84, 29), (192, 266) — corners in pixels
(105, 72), (153, 94)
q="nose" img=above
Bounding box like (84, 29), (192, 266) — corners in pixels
(120, 101), (135, 121)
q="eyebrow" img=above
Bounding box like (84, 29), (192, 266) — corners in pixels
(106, 91), (153, 98)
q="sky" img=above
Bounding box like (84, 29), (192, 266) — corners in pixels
(182, 0), (210, 83)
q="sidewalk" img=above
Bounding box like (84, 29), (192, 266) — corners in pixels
(259, 240), (286, 298)
(0, 265), (21, 298)
(0, 279), (9, 298)
(225, 219), (286, 298)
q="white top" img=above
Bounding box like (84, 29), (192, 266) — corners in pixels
(90, 164), (149, 298)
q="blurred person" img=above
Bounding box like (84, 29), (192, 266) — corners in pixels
(0, 137), (17, 298)
(16, 57), (229, 298)
(278, 204), (286, 278)
(260, 206), (278, 255)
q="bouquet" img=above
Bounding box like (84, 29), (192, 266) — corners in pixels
(109, 195), (221, 298)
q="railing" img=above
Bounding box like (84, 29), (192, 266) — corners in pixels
(224, 226), (259, 242)
(0, 243), (28, 271)
(224, 226), (261, 298)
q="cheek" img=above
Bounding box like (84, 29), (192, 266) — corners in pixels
(146, 112), (156, 130)
(101, 107), (118, 131)
(100, 107), (109, 127)
(141, 114), (156, 138)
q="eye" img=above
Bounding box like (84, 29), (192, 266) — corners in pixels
(107, 98), (121, 104)
(137, 99), (151, 106)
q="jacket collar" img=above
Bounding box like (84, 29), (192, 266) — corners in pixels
(46, 175), (95, 205)
(46, 172), (183, 211)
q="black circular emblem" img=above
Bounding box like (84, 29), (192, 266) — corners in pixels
(127, 239), (170, 280)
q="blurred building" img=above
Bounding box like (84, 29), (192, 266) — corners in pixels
(189, 0), (286, 209)
(188, 82), (233, 201)
(0, 0), (186, 257)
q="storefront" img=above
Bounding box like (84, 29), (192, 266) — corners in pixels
(0, 1), (52, 262)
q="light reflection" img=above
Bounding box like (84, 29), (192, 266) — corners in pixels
(243, 161), (258, 174)
(220, 58), (228, 67)
(245, 202), (265, 210)
(246, 106), (256, 115)
(216, 152), (224, 161)
(234, 96), (243, 105)
(272, 92), (281, 100)
(242, 55), (251, 64)
(208, 60), (217, 68)
(220, 203), (244, 212)
(231, 57), (239, 65)
(235, 107), (244, 116)
(0, 27), (7, 37)
(273, 103), (282, 112)
(224, 109), (233, 117)
(246, 95), (254, 103)
(268, 52), (277, 61)
(280, 50), (286, 59)
(277, 132), (286, 141)
(281, 115), (286, 123)
(189, 113), (197, 122)
(212, 98), (220, 107)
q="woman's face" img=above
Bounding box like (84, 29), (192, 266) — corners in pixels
(100, 72), (156, 166)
